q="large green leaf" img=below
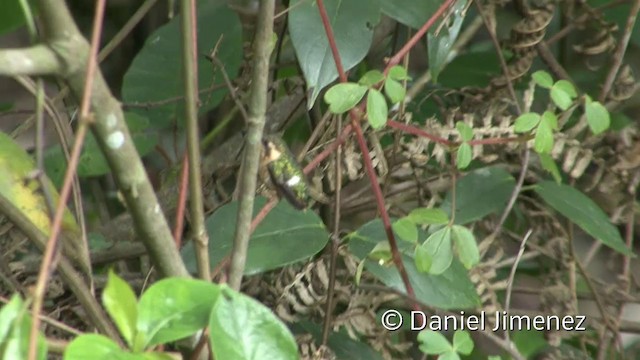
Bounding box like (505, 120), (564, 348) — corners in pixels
(441, 167), (516, 224)
(380, 0), (440, 29)
(122, 0), (242, 128)
(209, 285), (298, 360)
(348, 219), (480, 309)
(291, 321), (384, 360)
(289, 0), (379, 106)
(428, 0), (468, 82)
(535, 181), (634, 256)
(136, 278), (219, 349)
(44, 113), (156, 185)
(181, 197), (330, 275)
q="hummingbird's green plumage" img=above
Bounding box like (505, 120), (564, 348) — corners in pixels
(262, 135), (310, 210)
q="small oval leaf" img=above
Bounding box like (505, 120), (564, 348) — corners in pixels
(585, 101), (610, 135)
(418, 330), (453, 355)
(384, 78), (406, 104)
(451, 225), (479, 269)
(514, 113), (541, 133)
(366, 88), (389, 129)
(456, 143), (472, 169)
(422, 227), (453, 275)
(532, 70), (553, 89)
(392, 217), (418, 243)
(324, 83), (368, 114)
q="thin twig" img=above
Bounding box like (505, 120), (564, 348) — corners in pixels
(475, 0), (522, 114)
(599, 0), (640, 102)
(491, 148), (530, 240)
(504, 229), (532, 345)
(321, 115), (342, 348)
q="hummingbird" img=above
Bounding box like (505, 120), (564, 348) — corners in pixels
(261, 135), (311, 210)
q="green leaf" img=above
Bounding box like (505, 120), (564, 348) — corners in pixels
(103, 270), (138, 347)
(181, 197), (329, 275)
(451, 225), (479, 269)
(291, 320), (384, 360)
(514, 112), (541, 133)
(538, 153), (562, 183)
(45, 113), (157, 184)
(384, 78), (406, 104)
(456, 143), (472, 169)
(359, 70), (385, 86)
(542, 111), (558, 130)
(452, 330), (474, 355)
(408, 208), (449, 225)
(427, 0), (467, 82)
(534, 117), (554, 154)
(531, 70), (554, 88)
(324, 83), (368, 114)
(388, 65), (410, 81)
(414, 245), (432, 273)
(550, 80), (577, 110)
(368, 242), (393, 264)
(392, 217), (418, 243)
(366, 89), (389, 129)
(585, 101), (610, 134)
(0, 295), (22, 343)
(209, 285), (298, 360)
(512, 330), (547, 358)
(289, 0), (380, 106)
(455, 121), (473, 142)
(422, 227), (453, 275)
(137, 278), (219, 349)
(64, 334), (132, 360)
(2, 301), (47, 360)
(535, 181), (634, 256)
(122, 1), (242, 128)
(439, 352), (461, 360)
(438, 51), (500, 88)
(0, 0), (38, 35)
(441, 167), (516, 224)
(349, 220), (480, 309)
(555, 80), (578, 97)
(418, 330), (452, 354)
(381, 0), (439, 29)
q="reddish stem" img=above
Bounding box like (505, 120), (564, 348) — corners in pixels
(387, 120), (452, 146)
(315, 0), (422, 311)
(173, 153), (189, 248)
(385, 0), (457, 71)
